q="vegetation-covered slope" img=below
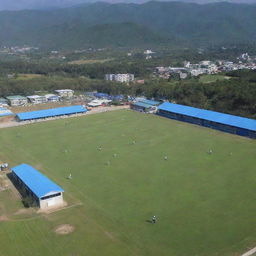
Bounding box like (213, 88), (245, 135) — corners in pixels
(1, 1), (256, 48)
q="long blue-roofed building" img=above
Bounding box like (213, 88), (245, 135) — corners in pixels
(17, 105), (87, 121)
(157, 102), (256, 139)
(11, 164), (64, 209)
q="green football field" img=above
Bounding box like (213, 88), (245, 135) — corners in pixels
(0, 110), (255, 256)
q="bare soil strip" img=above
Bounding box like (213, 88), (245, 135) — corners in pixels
(55, 224), (75, 235)
(0, 215), (9, 221)
(241, 247), (256, 256)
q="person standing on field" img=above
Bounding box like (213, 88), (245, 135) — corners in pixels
(152, 216), (157, 224)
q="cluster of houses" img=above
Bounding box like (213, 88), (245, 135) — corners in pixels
(155, 61), (220, 79)
(0, 46), (39, 55)
(85, 92), (128, 107)
(0, 90), (129, 112)
(155, 55), (256, 79)
(0, 89), (74, 107)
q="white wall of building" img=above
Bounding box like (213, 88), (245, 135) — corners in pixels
(39, 192), (64, 209)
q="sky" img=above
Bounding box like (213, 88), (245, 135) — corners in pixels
(0, 0), (255, 11)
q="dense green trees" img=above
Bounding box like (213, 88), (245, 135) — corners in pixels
(1, 2), (256, 49)
(0, 60), (255, 119)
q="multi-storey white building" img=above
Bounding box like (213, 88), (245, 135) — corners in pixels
(27, 95), (47, 104)
(55, 89), (74, 98)
(105, 74), (135, 83)
(6, 95), (28, 106)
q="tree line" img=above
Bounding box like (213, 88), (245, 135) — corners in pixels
(0, 61), (255, 119)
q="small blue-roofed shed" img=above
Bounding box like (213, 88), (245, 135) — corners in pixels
(0, 107), (14, 117)
(138, 99), (160, 106)
(157, 102), (256, 139)
(131, 101), (155, 112)
(131, 99), (160, 112)
(94, 93), (109, 99)
(11, 164), (64, 209)
(17, 105), (87, 121)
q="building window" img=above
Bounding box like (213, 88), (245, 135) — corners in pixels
(41, 193), (61, 200)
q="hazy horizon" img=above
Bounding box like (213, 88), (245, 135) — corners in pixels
(0, 0), (256, 11)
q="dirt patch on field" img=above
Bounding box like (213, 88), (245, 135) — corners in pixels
(14, 208), (35, 215)
(0, 215), (9, 221)
(55, 224), (75, 235)
(0, 174), (10, 190)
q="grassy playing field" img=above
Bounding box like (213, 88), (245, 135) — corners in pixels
(199, 74), (231, 83)
(68, 58), (114, 65)
(0, 110), (255, 256)
(16, 74), (44, 80)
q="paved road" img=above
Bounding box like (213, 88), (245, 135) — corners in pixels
(0, 105), (129, 129)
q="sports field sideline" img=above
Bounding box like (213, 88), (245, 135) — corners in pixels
(0, 109), (255, 256)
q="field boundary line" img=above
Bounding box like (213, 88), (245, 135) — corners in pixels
(82, 212), (139, 256)
(7, 202), (83, 222)
(241, 247), (256, 256)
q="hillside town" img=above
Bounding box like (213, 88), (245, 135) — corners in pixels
(155, 53), (256, 79)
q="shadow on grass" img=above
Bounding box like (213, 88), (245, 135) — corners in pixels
(7, 172), (37, 208)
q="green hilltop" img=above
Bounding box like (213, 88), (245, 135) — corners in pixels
(0, 1), (256, 49)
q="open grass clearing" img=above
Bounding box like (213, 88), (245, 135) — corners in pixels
(15, 74), (44, 80)
(68, 58), (114, 65)
(0, 110), (255, 256)
(199, 74), (232, 83)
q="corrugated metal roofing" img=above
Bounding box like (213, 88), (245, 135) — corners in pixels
(158, 102), (256, 132)
(132, 102), (154, 108)
(0, 107), (14, 117)
(27, 95), (46, 99)
(11, 164), (64, 199)
(55, 89), (73, 93)
(0, 98), (8, 103)
(139, 99), (160, 106)
(94, 93), (109, 98)
(6, 95), (27, 100)
(17, 105), (87, 121)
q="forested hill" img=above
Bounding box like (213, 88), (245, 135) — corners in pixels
(1, 1), (256, 49)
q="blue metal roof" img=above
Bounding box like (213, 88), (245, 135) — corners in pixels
(133, 102), (154, 109)
(158, 102), (256, 132)
(0, 107), (14, 117)
(94, 93), (109, 98)
(48, 96), (59, 99)
(17, 105), (87, 121)
(112, 95), (124, 101)
(139, 99), (160, 106)
(11, 164), (64, 199)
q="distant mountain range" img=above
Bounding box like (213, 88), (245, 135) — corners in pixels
(0, 0), (256, 11)
(1, 1), (256, 49)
